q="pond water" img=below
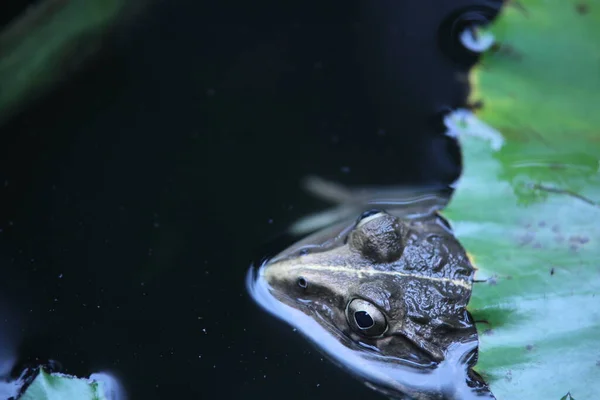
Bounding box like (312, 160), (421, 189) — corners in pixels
(0, 0), (500, 398)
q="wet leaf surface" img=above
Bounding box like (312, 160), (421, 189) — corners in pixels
(19, 369), (106, 400)
(444, 0), (600, 398)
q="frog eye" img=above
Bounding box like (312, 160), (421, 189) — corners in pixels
(345, 299), (388, 337)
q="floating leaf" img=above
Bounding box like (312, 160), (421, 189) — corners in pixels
(2, 367), (126, 400)
(19, 368), (106, 400)
(444, 0), (600, 399)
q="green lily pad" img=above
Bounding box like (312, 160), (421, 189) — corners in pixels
(19, 368), (109, 400)
(444, 0), (600, 399)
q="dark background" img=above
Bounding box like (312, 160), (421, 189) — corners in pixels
(0, 0), (500, 398)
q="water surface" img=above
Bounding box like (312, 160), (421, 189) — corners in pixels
(0, 0), (499, 398)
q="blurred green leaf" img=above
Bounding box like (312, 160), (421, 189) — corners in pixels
(444, 0), (600, 399)
(0, 0), (150, 126)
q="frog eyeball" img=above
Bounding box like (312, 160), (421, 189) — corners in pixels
(345, 299), (388, 337)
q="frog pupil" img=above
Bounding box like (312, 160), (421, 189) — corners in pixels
(354, 311), (374, 329)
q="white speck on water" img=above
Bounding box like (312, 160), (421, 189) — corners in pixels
(459, 26), (495, 52)
(202, 328), (207, 334)
(58, 273), (63, 279)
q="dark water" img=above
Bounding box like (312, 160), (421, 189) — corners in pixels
(0, 0), (500, 398)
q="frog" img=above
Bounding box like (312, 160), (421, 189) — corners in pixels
(247, 178), (493, 400)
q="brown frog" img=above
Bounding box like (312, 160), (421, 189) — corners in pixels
(249, 209), (493, 399)
(266, 209), (477, 357)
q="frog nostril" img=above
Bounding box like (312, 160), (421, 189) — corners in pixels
(297, 277), (308, 289)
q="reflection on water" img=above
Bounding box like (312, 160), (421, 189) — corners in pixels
(437, 4), (500, 66)
(289, 176), (453, 236)
(247, 192), (494, 399)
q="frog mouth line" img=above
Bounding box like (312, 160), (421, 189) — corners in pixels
(269, 262), (472, 290)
